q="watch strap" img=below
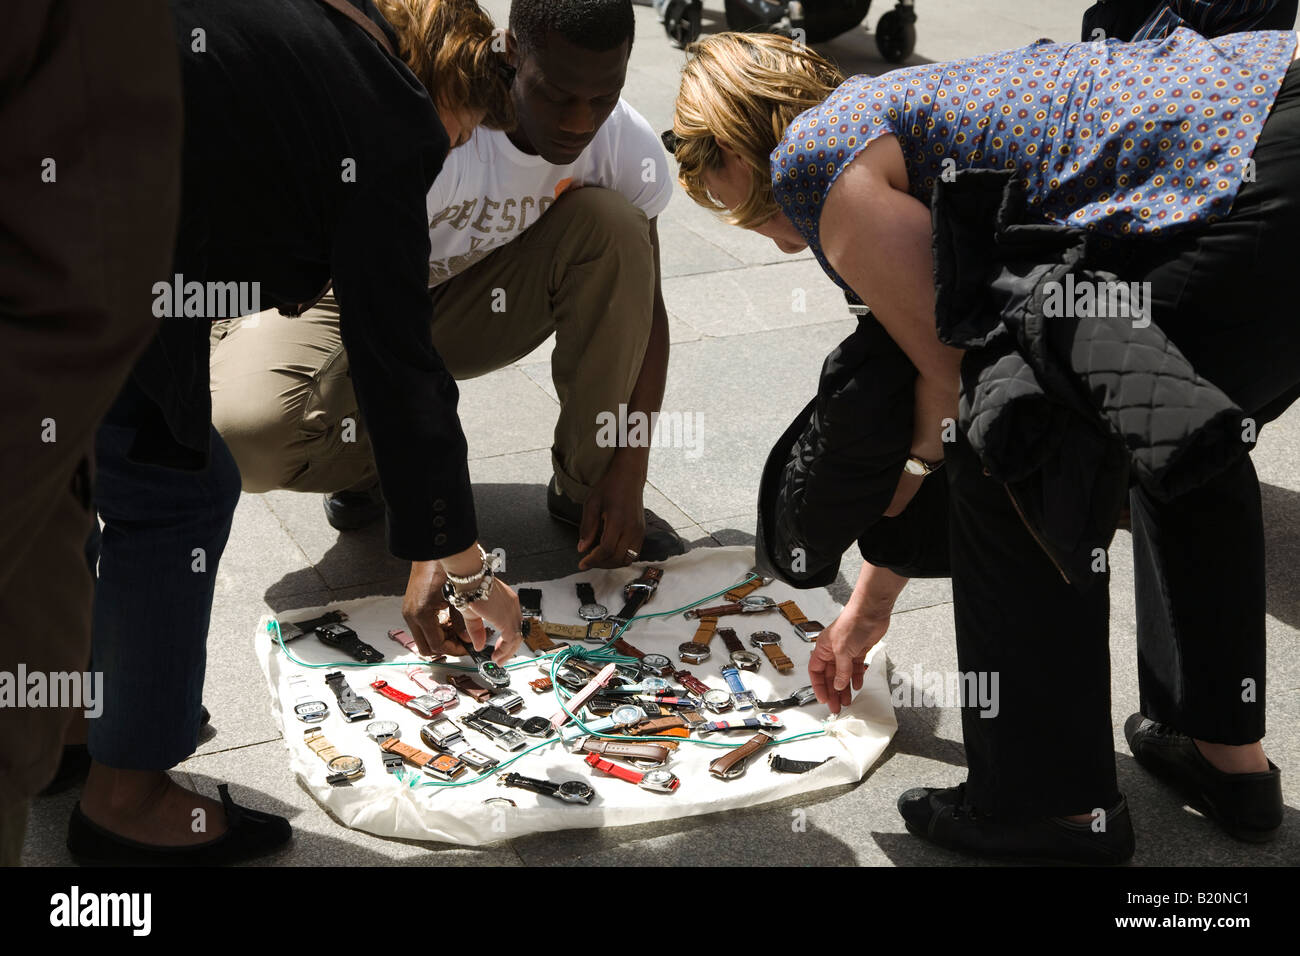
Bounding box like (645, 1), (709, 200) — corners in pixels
(693, 617), (719, 646)
(687, 601), (744, 619)
(578, 738), (670, 763)
(387, 627), (419, 652)
(549, 662), (617, 730)
(370, 679), (414, 706)
(502, 773), (557, 797)
(522, 619), (557, 652)
(317, 624), (384, 663)
(450, 674), (493, 702)
(584, 752), (643, 785)
(708, 732), (773, 779)
(286, 673), (316, 705)
(517, 587), (544, 618)
(717, 627), (744, 654)
(611, 567), (663, 623)
(769, 754), (833, 774)
(611, 638), (645, 661)
(278, 610), (346, 642)
(529, 676), (553, 694)
(627, 715), (689, 735)
(675, 671), (710, 697)
(381, 737), (435, 767)
(721, 666), (748, 696)
(777, 600), (808, 627)
(576, 582), (597, 606)
(724, 577), (764, 601)
(758, 641), (795, 673)
(303, 729), (341, 764)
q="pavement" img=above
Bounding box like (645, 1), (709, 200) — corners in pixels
(23, 1), (1298, 866)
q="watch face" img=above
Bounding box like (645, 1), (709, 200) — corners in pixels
(519, 716), (554, 738)
(640, 769), (678, 791)
(739, 595), (776, 609)
(794, 620), (825, 642)
(365, 720), (400, 740)
(792, 686), (818, 705)
(557, 780), (595, 803)
(639, 677), (670, 692)
(903, 457), (929, 476)
(731, 650), (762, 671)
(756, 712), (784, 729)
(611, 704), (644, 726)
(702, 689), (733, 713)
(641, 653), (672, 675)
(750, 630), (781, 646)
(677, 641), (710, 664)
(327, 754), (363, 775)
(489, 690), (524, 712)
(578, 602), (608, 621)
(294, 701), (328, 723)
(478, 660), (510, 687)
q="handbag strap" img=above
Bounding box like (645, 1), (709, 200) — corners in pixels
(314, 0), (396, 57)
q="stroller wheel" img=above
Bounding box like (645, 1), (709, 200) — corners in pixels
(875, 7), (916, 62)
(663, 0), (702, 47)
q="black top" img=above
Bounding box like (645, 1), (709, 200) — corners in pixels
(135, 0), (472, 559)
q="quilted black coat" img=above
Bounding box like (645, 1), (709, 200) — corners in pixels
(756, 167), (1250, 590)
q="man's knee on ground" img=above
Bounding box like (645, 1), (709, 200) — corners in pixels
(554, 186), (651, 252)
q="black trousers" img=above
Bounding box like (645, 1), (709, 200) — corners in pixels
(950, 60), (1300, 818)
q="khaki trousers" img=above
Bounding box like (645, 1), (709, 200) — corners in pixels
(211, 187), (655, 504)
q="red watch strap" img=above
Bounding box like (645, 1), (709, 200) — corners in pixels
(585, 752), (643, 785)
(370, 679), (414, 705)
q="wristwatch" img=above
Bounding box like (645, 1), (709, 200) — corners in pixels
(303, 728), (365, 785)
(462, 712), (528, 752)
(489, 689), (524, 713)
(719, 627), (762, 672)
(608, 566), (663, 626)
(364, 720), (405, 773)
(585, 753), (680, 793)
(757, 686), (819, 709)
(721, 666), (757, 712)
(777, 600), (825, 643)
(465, 642), (511, 688)
(683, 595), (776, 620)
(708, 732), (774, 780)
(473, 704), (553, 739)
(324, 671), (373, 721)
(368, 678), (446, 718)
(408, 671), (460, 709)
(903, 454), (944, 477)
(277, 610), (346, 643)
(768, 753), (833, 774)
(678, 616), (717, 665)
(573, 736), (671, 768)
(559, 703), (645, 742)
(286, 673), (329, 723)
(702, 688), (733, 714)
(723, 574), (768, 601)
(499, 773), (594, 805)
(749, 631), (794, 673)
(419, 716), (498, 772)
(539, 619), (615, 644)
(315, 622), (384, 664)
(378, 733), (465, 781)
(449, 673), (494, 703)
(697, 713), (783, 735)
(548, 661), (617, 731)
(575, 582), (608, 621)
(518, 587), (544, 621)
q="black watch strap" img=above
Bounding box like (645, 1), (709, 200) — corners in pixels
(279, 610), (346, 642)
(757, 696), (798, 709)
(476, 705), (523, 729)
(503, 773), (556, 797)
(316, 623), (384, 663)
(768, 754), (832, 774)
(611, 567), (663, 624)
(518, 588), (543, 618)
(324, 671), (372, 718)
(576, 582), (597, 606)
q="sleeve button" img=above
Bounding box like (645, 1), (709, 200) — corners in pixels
(433, 516), (446, 528)
(434, 533), (447, 546)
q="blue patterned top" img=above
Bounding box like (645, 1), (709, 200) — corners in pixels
(772, 27), (1296, 297)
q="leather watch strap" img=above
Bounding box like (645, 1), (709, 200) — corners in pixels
(777, 600), (808, 626)
(686, 601), (744, 620)
(611, 567), (663, 623)
(724, 577), (764, 601)
(758, 642), (795, 673)
(529, 676), (553, 693)
(523, 619), (556, 652)
(304, 729), (341, 764)
(576, 582), (598, 606)
(387, 627), (418, 652)
(693, 617), (719, 646)
(718, 627), (744, 654)
(540, 620), (614, 641)
(709, 732), (773, 779)
(381, 737), (435, 767)
(611, 638), (645, 660)
(450, 674), (493, 702)
(578, 738), (670, 763)
(675, 671), (710, 697)
(769, 754), (832, 774)
(627, 715), (688, 735)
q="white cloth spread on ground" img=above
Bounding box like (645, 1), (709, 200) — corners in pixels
(255, 547), (896, 845)
(425, 98), (672, 286)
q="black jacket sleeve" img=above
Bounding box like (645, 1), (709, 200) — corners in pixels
(331, 148), (477, 561)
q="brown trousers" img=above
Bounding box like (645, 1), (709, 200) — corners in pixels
(0, 0), (181, 862)
(210, 186), (656, 503)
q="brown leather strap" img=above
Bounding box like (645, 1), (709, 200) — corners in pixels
(314, 0), (396, 56)
(381, 737), (434, 767)
(717, 627), (744, 654)
(724, 578), (764, 601)
(759, 642), (795, 673)
(523, 618), (556, 652)
(777, 600), (808, 626)
(578, 738), (670, 762)
(709, 732), (773, 778)
(612, 639), (645, 660)
(693, 617), (719, 646)
(450, 674), (492, 702)
(627, 715), (688, 735)
(529, 676), (553, 693)
(688, 602), (744, 620)
(304, 729), (341, 764)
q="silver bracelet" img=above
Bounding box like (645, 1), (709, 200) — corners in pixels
(442, 565), (495, 609)
(444, 544), (491, 586)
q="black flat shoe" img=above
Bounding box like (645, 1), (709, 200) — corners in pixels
(1124, 713), (1281, 842)
(546, 479), (688, 561)
(67, 784), (291, 866)
(897, 783), (1135, 865)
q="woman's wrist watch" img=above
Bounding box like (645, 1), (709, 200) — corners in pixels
(903, 454), (944, 477)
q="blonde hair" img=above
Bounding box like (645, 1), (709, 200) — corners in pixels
(671, 33), (843, 230)
(376, 0), (516, 131)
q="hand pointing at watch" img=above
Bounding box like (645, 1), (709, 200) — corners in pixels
(438, 542), (524, 663)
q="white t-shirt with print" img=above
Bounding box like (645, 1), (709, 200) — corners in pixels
(425, 98), (672, 286)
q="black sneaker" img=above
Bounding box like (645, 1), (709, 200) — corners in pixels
(546, 478), (688, 562)
(897, 783), (1135, 864)
(1124, 713), (1281, 842)
(323, 483), (385, 531)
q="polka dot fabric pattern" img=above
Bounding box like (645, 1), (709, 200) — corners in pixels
(772, 27), (1297, 295)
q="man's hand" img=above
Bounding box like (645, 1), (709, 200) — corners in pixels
(402, 560), (471, 657)
(577, 452), (646, 570)
(459, 578), (525, 664)
(808, 606), (891, 715)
